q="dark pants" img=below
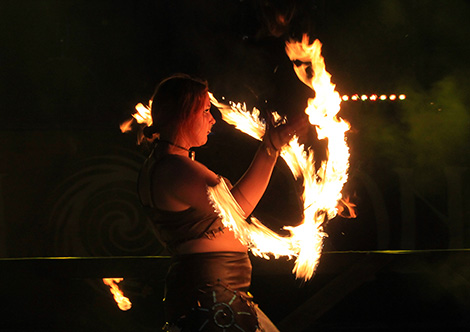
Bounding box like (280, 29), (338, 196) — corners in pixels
(164, 251), (259, 331)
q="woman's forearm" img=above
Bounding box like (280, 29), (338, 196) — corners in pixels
(230, 112), (307, 216)
(231, 142), (279, 216)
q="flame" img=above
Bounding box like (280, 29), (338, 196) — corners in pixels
(208, 177), (298, 259)
(119, 118), (134, 133)
(102, 278), (132, 311)
(336, 197), (357, 219)
(209, 93), (283, 140)
(119, 101), (153, 133)
(209, 35), (352, 281)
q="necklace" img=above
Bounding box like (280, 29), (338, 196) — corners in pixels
(158, 139), (195, 160)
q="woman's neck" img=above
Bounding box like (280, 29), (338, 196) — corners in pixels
(156, 138), (194, 160)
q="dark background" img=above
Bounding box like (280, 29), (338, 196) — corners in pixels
(1, 0), (469, 331)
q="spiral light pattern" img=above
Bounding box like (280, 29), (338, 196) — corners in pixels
(48, 149), (162, 257)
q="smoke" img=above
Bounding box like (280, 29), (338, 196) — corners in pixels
(327, 0), (470, 173)
(353, 71), (470, 195)
(400, 75), (470, 169)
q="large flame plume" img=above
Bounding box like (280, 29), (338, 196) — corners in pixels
(208, 35), (351, 280)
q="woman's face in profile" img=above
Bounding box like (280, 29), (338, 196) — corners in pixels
(187, 93), (215, 147)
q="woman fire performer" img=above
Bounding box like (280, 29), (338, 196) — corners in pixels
(138, 74), (306, 331)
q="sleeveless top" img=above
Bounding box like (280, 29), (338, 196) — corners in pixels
(138, 150), (227, 253)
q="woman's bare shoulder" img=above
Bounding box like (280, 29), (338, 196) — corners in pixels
(152, 154), (220, 209)
(155, 155), (219, 188)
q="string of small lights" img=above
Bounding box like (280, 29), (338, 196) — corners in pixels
(341, 94), (406, 102)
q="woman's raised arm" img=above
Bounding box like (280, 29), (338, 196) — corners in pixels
(231, 114), (309, 216)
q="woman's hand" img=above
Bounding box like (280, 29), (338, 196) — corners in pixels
(264, 112), (309, 151)
(232, 111), (309, 215)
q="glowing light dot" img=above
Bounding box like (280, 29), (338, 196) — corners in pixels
(342, 95), (349, 101)
(389, 94), (396, 100)
(361, 95), (368, 101)
(380, 95), (387, 100)
(369, 94), (377, 101)
(399, 94), (406, 100)
(351, 94), (359, 101)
